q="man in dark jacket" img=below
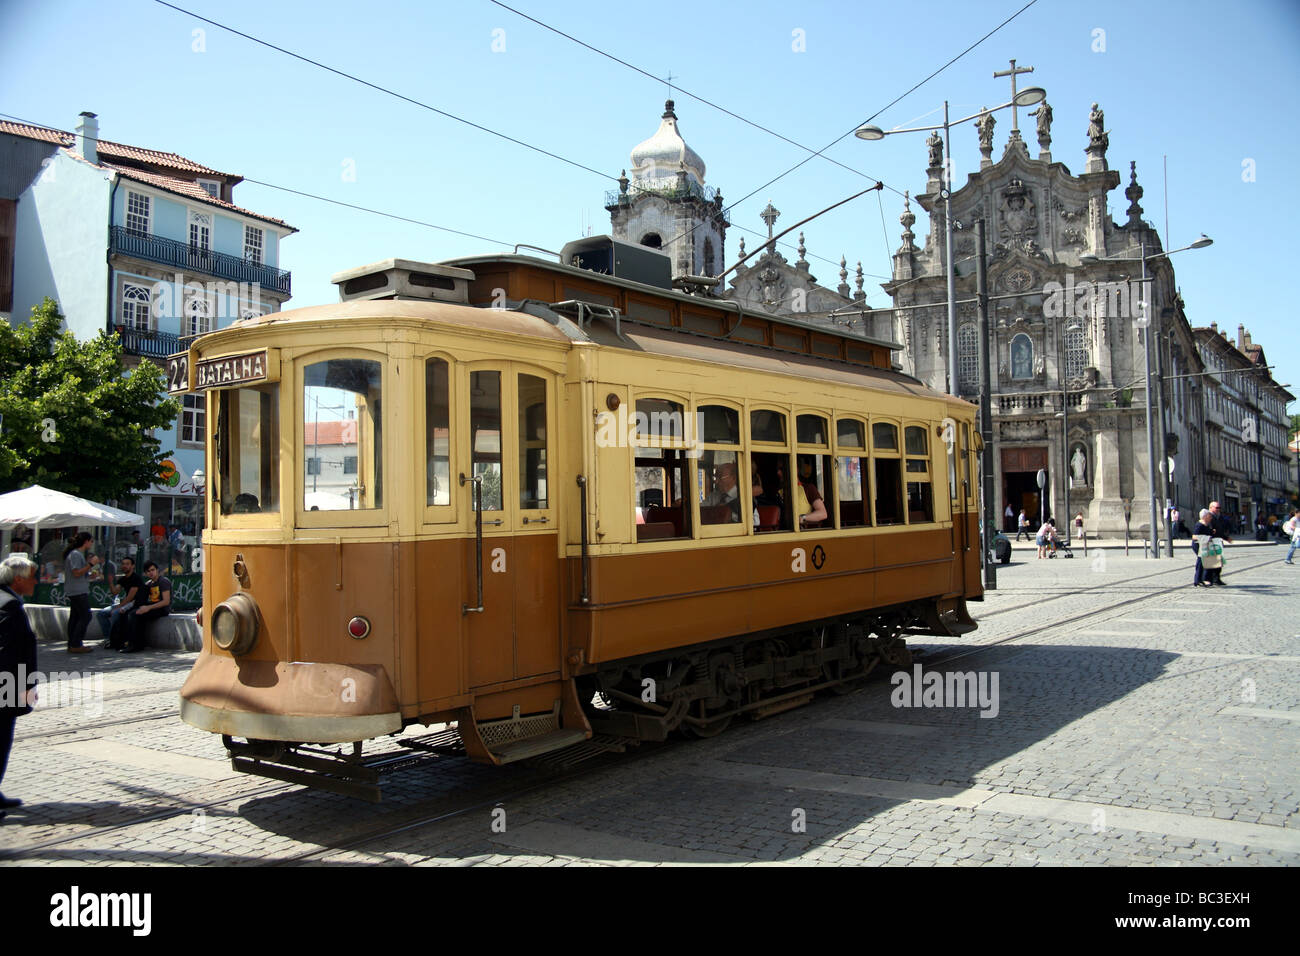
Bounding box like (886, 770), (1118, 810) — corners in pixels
(0, 555), (40, 816)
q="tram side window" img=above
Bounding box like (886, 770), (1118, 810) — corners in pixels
(217, 384), (279, 515)
(518, 373), (548, 510)
(836, 418), (869, 528)
(905, 425), (934, 523)
(425, 358), (450, 506)
(635, 448), (691, 540)
(751, 451), (792, 532)
(697, 449), (741, 525)
(796, 453), (833, 529)
(303, 359), (382, 511)
(873, 422), (904, 525)
(471, 370), (503, 511)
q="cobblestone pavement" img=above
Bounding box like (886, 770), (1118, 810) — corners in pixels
(1, 540), (1296, 866)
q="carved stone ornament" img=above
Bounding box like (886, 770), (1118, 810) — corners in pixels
(1000, 420), (1046, 441)
(999, 180), (1037, 237)
(1054, 199), (1085, 221)
(1000, 268), (1034, 293)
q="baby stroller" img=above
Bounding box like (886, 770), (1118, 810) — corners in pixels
(1047, 535), (1073, 558)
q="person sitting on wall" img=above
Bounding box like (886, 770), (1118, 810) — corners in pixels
(123, 561), (171, 653)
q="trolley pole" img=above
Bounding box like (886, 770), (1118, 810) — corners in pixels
(977, 219), (995, 589)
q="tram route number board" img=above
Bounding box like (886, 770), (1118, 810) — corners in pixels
(166, 351), (190, 394)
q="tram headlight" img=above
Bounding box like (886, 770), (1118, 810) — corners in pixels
(211, 592), (260, 656)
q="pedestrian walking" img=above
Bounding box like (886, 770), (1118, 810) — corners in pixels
(1191, 508), (1211, 587)
(0, 554), (40, 819)
(1207, 501), (1233, 585)
(1074, 511), (1085, 540)
(1036, 518), (1058, 559)
(1195, 508), (1227, 586)
(1284, 509), (1300, 565)
(1005, 503), (1015, 533)
(1016, 509), (1031, 541)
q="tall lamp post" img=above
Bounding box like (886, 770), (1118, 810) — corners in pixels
(1054, 320), (1084, 541)
(855, 85), (1046, 397)
(1081, 234), (1212, 557)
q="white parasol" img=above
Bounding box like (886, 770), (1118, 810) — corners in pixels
(0, 485), (144, 563)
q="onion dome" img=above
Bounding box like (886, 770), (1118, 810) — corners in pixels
(630, 100), (706, 185)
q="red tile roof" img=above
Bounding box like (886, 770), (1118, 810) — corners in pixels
(304, 420), (358, 445)
(0, 119), (67, 145)
(104, 163), (292, 230)
(1, 119), (235, 178)
(1, 118), (293, 231)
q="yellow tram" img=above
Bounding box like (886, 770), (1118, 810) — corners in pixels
(175, 240), (983, 799)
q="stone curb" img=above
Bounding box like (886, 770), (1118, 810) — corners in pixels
(24, 603), (202, 652)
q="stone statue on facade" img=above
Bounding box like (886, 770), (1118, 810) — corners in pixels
(1087, 103), (1109, 152)
(1031, 100), (1052, 152)
(976, 109), (996, 152)
(1071, 446), (1087, 485)
(926, 130), (943, 169)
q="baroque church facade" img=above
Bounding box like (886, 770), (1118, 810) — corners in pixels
(598, 97), (1294, 534)
(884, 97), (1213, 535)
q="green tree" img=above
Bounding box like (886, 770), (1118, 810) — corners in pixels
(0, 298), (181, 501)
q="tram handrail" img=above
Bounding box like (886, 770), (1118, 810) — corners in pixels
(460, 473), (485, 615)
(576, 475), (591, 605)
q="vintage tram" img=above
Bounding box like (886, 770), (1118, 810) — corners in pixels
(175, 237), (983, 799)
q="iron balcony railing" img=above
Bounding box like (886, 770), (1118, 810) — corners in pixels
(605, 180), (730, 221)
(116, 325), (181, 358)
(110, 226), (291, 295)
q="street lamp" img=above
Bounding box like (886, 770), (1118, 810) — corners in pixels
(1054, 319), (1084, 543)
(856, 86), (1046, 397)
(192, 468), (205, 574)
(1081, 234), (1212, 557)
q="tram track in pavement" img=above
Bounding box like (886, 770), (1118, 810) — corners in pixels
(924, 547), (1280, 668)
(7, 548), (1285, 865)
(0, 744), (469, 862)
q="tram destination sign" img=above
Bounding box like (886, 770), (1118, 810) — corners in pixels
(195, 349), (272, 390)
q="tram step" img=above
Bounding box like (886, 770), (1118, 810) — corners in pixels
(488, 728), (589, 764)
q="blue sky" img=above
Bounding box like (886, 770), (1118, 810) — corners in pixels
(3, 0), (1298, 410)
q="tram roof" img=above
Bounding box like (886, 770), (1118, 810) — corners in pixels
(443, 252), (904, 353)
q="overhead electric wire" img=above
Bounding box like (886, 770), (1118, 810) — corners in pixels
(0, 112), (515, 248)
(151, 0), (617, 183)
(487, 0), (889, 186)
(145, 0), (1035, 288)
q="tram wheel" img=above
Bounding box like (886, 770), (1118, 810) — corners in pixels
(682, 714), (733, 738)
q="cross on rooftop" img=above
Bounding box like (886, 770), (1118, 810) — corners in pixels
(993, 58), (1034, 135)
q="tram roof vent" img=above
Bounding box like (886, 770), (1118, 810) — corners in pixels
(330, 258), (475, 304)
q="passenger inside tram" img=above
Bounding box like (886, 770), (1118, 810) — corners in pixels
(796, 455), (828, 528)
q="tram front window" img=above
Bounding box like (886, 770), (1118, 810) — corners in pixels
(217, 384), (279, 515)
(470, 370), (503, 511)
(303, 358), (383, 511)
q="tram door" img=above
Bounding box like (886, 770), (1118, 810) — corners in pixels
(954, 423), (973, 593)
(462, 365), (559, 688)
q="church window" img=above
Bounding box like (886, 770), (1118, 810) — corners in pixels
(1010, 333), (1033, 380)
(1064, 327), (1087, 380)
(640, 232), (663, 249)
(957, 324), (978, 392)
(703, 238), (716, 276)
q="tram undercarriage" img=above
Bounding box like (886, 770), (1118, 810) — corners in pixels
(216, 596), (971, 801)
